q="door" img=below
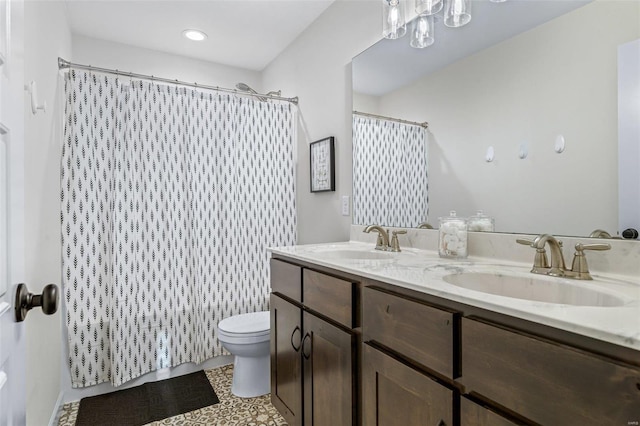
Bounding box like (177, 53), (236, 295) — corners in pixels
(302, 311), (355, 426)
(0, 0), (26, 424)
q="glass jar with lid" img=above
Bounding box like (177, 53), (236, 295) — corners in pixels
(438, 210), (468, 258)
(467, 210), (495, 232)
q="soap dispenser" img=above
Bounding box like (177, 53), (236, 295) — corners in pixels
(468, 210), (495, 232)
(438, 210), (468, 258)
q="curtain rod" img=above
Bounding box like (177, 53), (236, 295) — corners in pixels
(58, 57), (299, 105)
(353, 110), (428, 128)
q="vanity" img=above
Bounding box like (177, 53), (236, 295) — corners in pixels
(269, 230), (640, 426)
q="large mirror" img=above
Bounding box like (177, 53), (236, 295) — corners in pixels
(352, 0), (640, 239)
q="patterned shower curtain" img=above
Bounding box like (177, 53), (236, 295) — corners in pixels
(352, 115), (428, 227)
(61, 70), (296, 388)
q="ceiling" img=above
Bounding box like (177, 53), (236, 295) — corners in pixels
(64, 0), (336, 71)
(353, 0), (591, 96)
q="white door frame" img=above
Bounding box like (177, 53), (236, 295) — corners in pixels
(0, 0), (27, 423)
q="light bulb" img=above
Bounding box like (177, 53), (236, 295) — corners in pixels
(388, 6), (399, 28)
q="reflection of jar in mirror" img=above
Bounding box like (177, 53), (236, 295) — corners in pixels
(438, 210), (468, 258)
(468, 210), (495, 232)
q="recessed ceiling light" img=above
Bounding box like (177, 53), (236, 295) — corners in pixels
(182, 29), (207, 41)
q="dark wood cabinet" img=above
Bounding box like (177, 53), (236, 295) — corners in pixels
(302, 311), (356, 426)
(362, 286), (458, 426)
(270, 293), (303, 426)
(270, 258), (358, 426)
(461, 317), (640, 426)
(363, 286), (458, 380)
(363, 343), (454, 426)
(460, 397), (521, 426)
(272, 255), (640, 426)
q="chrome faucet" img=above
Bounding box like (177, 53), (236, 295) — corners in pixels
(517, 234), (611, 280)
(363, 225), (390, 251)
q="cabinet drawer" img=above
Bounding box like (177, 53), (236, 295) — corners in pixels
(303, 269), (354, 328)
(461, 317), (640, 425)
(271, 258), (302, 302)
(363, 286), (458, 379)
(363, 343), (454, 426)
(460, 397), (521, 426)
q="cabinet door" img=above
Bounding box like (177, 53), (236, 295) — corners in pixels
(363, 286), (458, 379)
(460, 397), (522, 426)
(363, 343), (454, 426)
(271, 258), (302, 302)
(303, 269), (355, 328)
(302, 311), (356, 426)
(461, 317), (640, 425)
(270, 294), (303, 426)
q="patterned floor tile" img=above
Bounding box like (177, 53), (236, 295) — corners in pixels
(58, 365), (287, 426)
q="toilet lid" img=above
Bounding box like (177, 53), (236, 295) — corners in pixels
(218, 311), (270, 334)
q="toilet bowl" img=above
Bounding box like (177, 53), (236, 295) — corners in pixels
(217, 311), (270, 398)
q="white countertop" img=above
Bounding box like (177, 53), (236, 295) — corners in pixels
(270, 241), (640, 351)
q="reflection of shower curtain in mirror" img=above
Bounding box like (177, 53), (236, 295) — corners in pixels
(353, 116), (428, 227)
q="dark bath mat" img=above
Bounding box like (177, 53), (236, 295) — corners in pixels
(75, 370), (219, 426)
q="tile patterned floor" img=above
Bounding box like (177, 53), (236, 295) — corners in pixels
(58, 365), (288, 426)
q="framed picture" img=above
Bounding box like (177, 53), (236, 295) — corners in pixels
(310, 137), (335, 192)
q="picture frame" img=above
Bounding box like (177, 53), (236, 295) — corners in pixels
(310, 137), (335, 193)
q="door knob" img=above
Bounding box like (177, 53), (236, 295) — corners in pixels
(15, 283), (59, 322)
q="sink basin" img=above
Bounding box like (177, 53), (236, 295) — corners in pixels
(443, 272), (627, 307)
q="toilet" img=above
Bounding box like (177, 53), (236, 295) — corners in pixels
(217, 311), (271, 398)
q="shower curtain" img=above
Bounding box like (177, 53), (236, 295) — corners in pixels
(352, 115), (428, 227)
(61, 70), (296, 387)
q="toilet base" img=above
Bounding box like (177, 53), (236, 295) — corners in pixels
(231, 354), (270, 398)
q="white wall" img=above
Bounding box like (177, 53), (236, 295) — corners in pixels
(23, 2), (71, 425)
(262, 0), (381, 244)
(371, 1), (640, 236)
(72, 35), (262, 93)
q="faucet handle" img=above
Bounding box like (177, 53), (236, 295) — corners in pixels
(390, 230), (407, 252)
(516, 238), (550, 271)
(516, 238), (533, 246)
(576, 243), (611, 252)
(570, 242), (611, 280)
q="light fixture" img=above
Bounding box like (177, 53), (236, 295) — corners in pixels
(410, 14), (435, 48)
(182, 29), (207, 41)
(415, 0), (442, 16)
(382, 0), (407, 39)
(444, 0), (471, 28)
(384, 0), (504, 49)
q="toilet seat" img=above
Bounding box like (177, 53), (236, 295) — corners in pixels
(218, 311), (270, 340)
